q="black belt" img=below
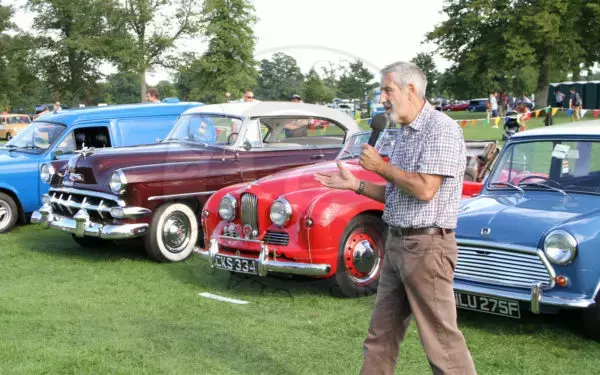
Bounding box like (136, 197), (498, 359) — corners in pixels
(389, 226), (453, 237)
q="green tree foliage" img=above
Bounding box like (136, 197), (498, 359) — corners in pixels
(302, 69), (334, 104)
(104, 71), (141, 104)
(156, 80), (177, 99)
(427, 0), (600, 105)
(410, 52), (439, 98)
(175, 0), (257, 103)
(27, 0), (124, 107)
(256, 53), (304, 100)
(116, 0), (203, 101)
(337, 60), (375, 99)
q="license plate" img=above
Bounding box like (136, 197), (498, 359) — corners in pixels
(214, 254), (258, 275)
(454, 291), (521, 319)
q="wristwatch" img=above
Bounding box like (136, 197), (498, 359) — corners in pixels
(356, 180), (366, 195)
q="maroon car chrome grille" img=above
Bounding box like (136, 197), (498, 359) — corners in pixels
(264, 231), (289, 246)
(241, 193), (258, 232)
(48, 190), (120, 222)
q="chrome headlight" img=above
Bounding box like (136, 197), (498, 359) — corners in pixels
(109, 170), (127, 195)
(544, 230), (577, 265)
(40, 163), (55, 183)
(218, 194), (237, 221)
(270, 198), (292, 226)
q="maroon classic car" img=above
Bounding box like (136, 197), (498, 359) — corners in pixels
(31, 102), (361, 262)
(195, 129), (499, 297)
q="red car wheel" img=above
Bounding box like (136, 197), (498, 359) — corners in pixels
(332, 215), (386, 298)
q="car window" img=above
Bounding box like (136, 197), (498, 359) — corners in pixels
(116, 116), (178, 146)
(260, 117), (345, 148)
(72, 126), (111, 150)
(166, 114), (243, 145)
(488, 140), (600, 194)
(242, 119), (263, 148)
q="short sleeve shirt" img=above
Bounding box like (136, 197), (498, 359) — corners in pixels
(382, 103), (466, 229)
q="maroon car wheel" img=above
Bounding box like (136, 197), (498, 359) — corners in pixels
(144, 202), (198, 262)
(332, 215), (386, 298)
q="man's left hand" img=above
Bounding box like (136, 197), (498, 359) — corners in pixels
(359, 144), (385, 172)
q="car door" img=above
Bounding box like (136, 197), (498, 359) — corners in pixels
(233, 117), (345, 183)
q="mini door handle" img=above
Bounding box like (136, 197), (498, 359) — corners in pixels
(310, 154), (324, 160)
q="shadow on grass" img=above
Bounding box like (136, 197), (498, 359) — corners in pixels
(14, 228), (149, 262)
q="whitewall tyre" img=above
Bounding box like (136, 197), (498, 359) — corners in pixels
(144, 202), (198, 262)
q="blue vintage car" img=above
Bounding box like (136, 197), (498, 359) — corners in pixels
(0, 101), (202, 233)
(454, 121), (600, 339)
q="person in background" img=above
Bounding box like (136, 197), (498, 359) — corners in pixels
(242, 90), (255, 102)
(569, 88), (582, 121)
(489, 91), (499, 118)
(555, 89), (565, 108)
(225, 92), (231, 103)
(290, 94), (302, 103)
(146, 88), (160, 103)
(53, 101), (63, 113)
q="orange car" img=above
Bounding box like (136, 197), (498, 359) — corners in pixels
(0, 114), (32, 141)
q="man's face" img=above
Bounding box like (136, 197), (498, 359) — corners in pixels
(146, 93), (153, 102)
(380, 73), (410, 123)
(243, 92), (254, 102)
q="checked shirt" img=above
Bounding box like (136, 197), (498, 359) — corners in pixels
(382, 103), (466, 229)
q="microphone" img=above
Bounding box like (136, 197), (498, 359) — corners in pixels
(367, 114), (388, 146)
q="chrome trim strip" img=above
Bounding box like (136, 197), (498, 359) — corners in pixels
(31, 208), (148, 240)
(536, 249), (557, 288)
(147, 190), (217, 201)
(453, 280), (595, 310)
(592, 281), (600, 301)
(49, 187), (125, 206)
(193, 238), (331, 277)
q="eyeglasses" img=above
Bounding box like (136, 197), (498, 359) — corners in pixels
(245, 96), (254, 99)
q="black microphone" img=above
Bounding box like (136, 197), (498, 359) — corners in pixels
(368, 114), (388, 146)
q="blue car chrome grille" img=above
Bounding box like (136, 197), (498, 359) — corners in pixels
(455, 243), (554, 289)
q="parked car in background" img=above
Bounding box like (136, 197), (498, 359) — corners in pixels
(454, 121), (600, 339)
(443, 100), (470, 112)
(32, 102), (360, 263)
(467, 98), (489, 112)
(0, 102), (202, 234)
(195, 128), (499, 297)
(0, 114), (32, 141)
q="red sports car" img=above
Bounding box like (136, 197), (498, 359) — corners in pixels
(195, 129), (499, 297)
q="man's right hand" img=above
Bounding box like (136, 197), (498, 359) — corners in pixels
(314, 160), (359, 191)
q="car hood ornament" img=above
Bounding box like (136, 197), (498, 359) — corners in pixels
(480, 227), (491, 237)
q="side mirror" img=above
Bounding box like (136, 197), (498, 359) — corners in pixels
(242, 140), (252, 151)
(51, 148), (64, 159)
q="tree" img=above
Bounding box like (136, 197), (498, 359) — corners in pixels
(104, 71), (141, 104)
(410, 52), (439, 98)
(255, 53), (304, 100)
(27, 0), (124, 106)
(175, 0), (258, 103)
(302, 69), (334, 104)
(116, 0), (203, 101)
(426, 0), (600, 106)
(156, 80), (177, 99)
(337, 60), (375, 99)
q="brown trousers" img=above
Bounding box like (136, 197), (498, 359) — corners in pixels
(360, 230), (477, 375)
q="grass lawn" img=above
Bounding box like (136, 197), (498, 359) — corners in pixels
(1, 111), (599, 374)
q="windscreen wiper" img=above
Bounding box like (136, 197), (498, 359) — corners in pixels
(489, 181), (525, 194)
(518, 182), (567, 196)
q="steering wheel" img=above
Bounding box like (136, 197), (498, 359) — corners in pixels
(227, 132), (239, 145)
(518, 175), (565, 189)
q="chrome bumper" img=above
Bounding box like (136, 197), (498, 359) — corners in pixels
(193, 238), (331, 277)
(31, 203), (150, 240)
(454, 280), (596, 313)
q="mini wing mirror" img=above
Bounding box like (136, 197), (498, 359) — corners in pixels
(52, 148), (64, 159)
(242, 140), (252, 151)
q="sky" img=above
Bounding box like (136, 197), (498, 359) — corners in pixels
(5, 0), (452, 86)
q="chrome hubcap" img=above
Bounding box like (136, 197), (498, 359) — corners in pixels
(353, 240), (375, 273)
(343, 231), (383, 285)
(0, 201), (11, 230)
(161, 212), (190, 253)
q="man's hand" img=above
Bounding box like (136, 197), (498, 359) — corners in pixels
(314, 161), (359, 191)
(359, 144), (386, 172)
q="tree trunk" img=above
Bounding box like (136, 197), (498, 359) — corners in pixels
(535, 56), (551, 108)
(140, 69), (147, 102)
(572, 67), (582, 82)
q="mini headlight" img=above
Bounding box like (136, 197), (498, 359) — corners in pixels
(109, 170), (127, 195)
(40, 163), (55, 183)
(270, 198), (292, 226)
(544, 230), (577, 265)
(218, 194), (237, 221)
